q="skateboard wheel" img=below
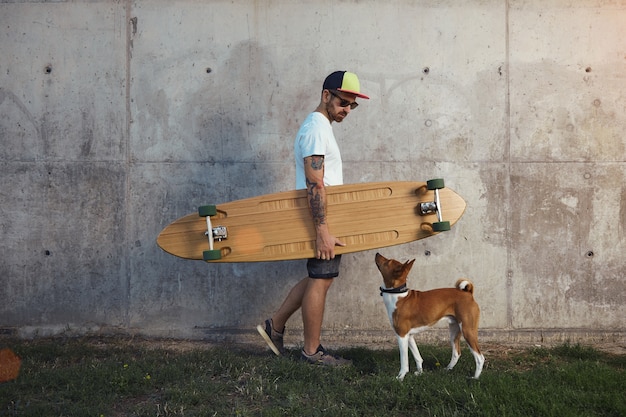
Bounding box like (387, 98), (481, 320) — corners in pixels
(198, 205), (217, 217)
(432, 221), (451, 232)
(203, 249), (222, 261)
(426, 179), (445, 190)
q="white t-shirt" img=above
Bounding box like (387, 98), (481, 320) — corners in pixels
(294, 112), (343, 190)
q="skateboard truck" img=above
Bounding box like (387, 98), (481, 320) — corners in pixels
(208, 226), (228, 241)
(419, 179), (451, 232)
(198, 205), (223, 261)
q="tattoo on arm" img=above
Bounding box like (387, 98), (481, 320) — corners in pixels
(306, 178), (326, 226)
(309, 155), (324, 171)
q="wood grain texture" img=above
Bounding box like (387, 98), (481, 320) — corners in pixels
(157, 181), (466, 262)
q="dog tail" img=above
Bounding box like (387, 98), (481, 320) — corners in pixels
(455, 279), (474, 294)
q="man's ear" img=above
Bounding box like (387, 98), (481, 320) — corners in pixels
(321, 89), (331, 103)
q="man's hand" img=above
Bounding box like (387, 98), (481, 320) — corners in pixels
(315, 224), (346, 260)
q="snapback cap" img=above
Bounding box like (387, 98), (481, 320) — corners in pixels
(323, 71), (369, 99)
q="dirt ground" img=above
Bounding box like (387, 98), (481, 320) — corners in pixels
(4, 330), (624, 362)
(106, 336), (626, 359)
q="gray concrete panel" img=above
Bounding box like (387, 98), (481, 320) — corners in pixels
(510, 162), (626, 329)
(0, 2), (127, 162)
(0, 162), (128, 331)
(510, 1), (626, 162)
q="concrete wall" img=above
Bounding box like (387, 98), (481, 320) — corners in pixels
(1, 0), (624, 346)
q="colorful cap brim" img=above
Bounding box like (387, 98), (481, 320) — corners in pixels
(337, 88), (370, 99)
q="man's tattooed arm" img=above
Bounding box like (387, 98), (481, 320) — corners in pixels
(306, 178), (325, 226)
(302, 154), (344, 258)
(304, 155), (326, 227)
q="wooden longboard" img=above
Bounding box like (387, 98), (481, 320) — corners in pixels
(157, 180), (466, 262)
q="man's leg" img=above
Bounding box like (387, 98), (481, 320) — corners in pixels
(261, 257), (340, 356)
(258, 277), (309, 355)
(271, 277), (333, 353)
(301, 278), (333, 355)
(271, 277), (309, 333)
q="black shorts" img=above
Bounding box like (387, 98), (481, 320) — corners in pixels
(307, 255), (342, 279)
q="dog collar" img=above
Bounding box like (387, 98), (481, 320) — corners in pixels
(380, 284), (408, 296)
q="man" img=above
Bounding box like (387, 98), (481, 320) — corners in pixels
(257, 71), (369, 365)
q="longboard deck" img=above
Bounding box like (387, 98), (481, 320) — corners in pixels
(157, 181), (466, 262)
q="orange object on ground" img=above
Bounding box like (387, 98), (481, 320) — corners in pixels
(0, 348), (21, 383)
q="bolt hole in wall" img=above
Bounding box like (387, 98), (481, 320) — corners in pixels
(44, 65), (52, 74)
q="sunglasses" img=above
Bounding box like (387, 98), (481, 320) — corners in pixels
(329, 90), (359, 110)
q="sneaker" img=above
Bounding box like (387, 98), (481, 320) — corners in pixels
(256, 319), (285, 356)
(301, 345), (352, 367)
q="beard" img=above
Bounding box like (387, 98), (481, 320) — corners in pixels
(326, 103), (348, 123)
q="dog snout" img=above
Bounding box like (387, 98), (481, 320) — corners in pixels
(375, 252), (386, 267)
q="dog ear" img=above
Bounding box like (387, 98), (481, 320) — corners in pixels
(404, 259), (415, 272)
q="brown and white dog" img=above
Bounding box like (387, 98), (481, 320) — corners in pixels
(375, 253), (485, 380)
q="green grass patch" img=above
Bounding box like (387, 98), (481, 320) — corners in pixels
(0, 337), (624, 416)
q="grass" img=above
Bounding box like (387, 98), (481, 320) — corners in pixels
(0, 337), (624, 416)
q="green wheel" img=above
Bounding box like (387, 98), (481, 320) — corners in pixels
(203, 250), (222, 261)
(432, 221), (451, 232)
(198, 205), (217, 217)
(426, 178), (445, 190)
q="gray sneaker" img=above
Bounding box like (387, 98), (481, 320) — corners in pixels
(301, 345), (352, 367)
(256, 319), (285, 356)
